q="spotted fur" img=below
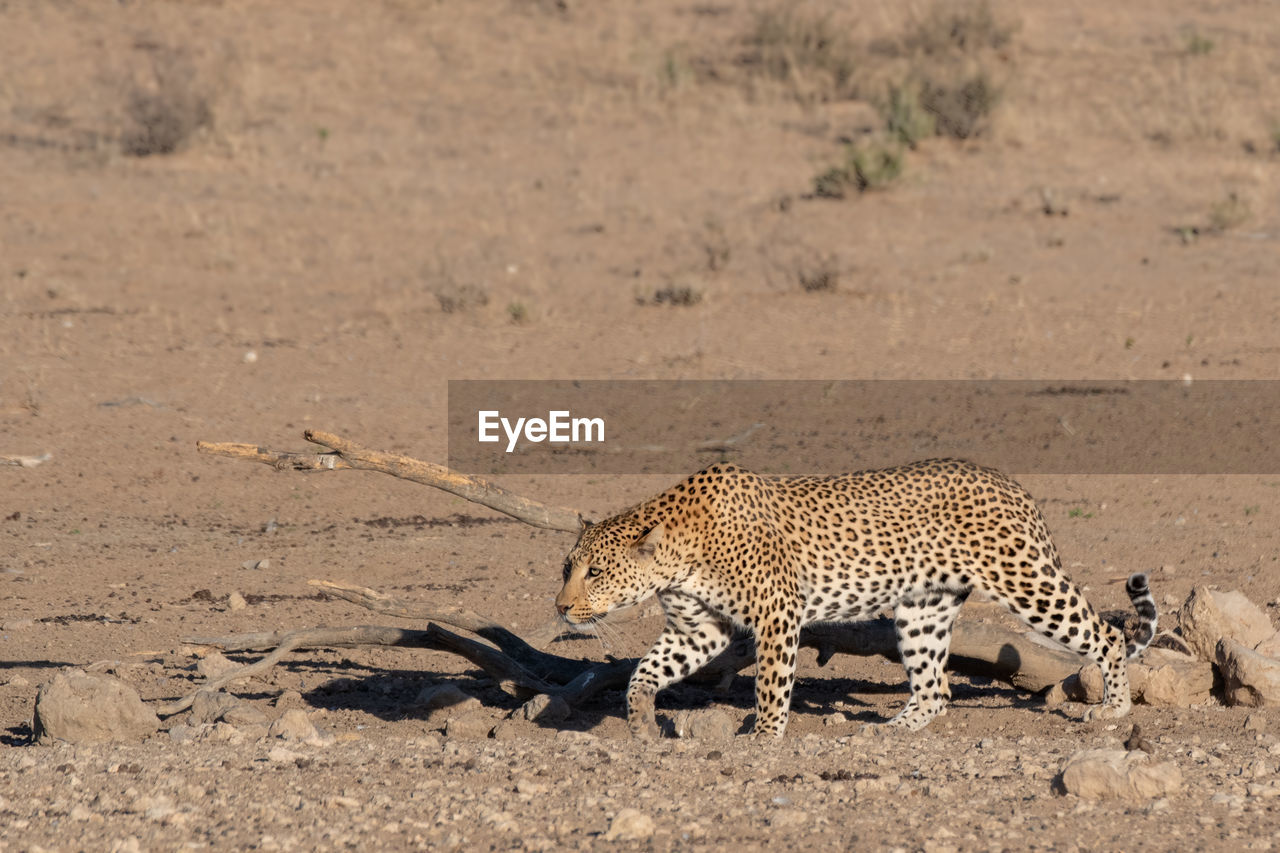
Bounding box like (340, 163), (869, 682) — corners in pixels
(555, 459), (1157, 738)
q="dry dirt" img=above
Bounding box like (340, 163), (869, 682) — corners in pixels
(2, 0), (1280, 850)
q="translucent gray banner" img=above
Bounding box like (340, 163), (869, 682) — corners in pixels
(447, 380), (1279, 475)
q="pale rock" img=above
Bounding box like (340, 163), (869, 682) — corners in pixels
(1049, 664), (1105, 705)
(227, 591), (248, 611)
(274, 690), (305, 709)
(1133, 647), (1214, 706)
(33, 670), (159, 745)
(416, 683), (480, 716)
(268, 746), (304, 763)
(196, 653), (240, 680)
(1217, 638), (1280, 707)
(515, 777), (550, 796)
(444, 710), (494, 739)
(1058, 748), (1183, 800)
(673, 708), (735, 740)
(1255, 631), (1280, 659)
(1178, 587), (1273, 662)
(1247, 783), (1280, 799)
(269, 708), (327, 744)
(521, 693), (570, 724)
(190, 690), (240, 725)
(603, 808), (655, 841)
(223, 704), (269, 726)
(491, 720), (525, 741)
(769, 808), (808, 828)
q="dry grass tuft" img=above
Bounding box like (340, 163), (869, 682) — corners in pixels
(121, 50), (213, 157)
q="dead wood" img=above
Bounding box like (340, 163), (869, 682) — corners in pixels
(179, 430), (1096, 722)
(196, 430), (583, 532)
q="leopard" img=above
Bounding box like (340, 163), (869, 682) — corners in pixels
(554, 458), (1157, 739)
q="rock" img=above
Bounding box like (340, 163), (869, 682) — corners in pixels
(205, 721), (246, 744)
(1217, 638), (1280, 707)
(1049, 647), (1212, 708)
(195, 652), (240, 680)
(190, 690), (240, 725)
(521, 693), (570, 724)
(1255, 631), (1280, 659)
(491, 719), (526, 741)
(2, 618), (35, 631)
(1133, 648), (1214, 706)
(223, 704), (268, 726)
(1048, 664), (1105, 705)
(33, 670), (159, 745)
(1178, 587), (1274, 662)
(168, 723), (204, 744)
(673, 708), (735, 740)
(1058, 748), (1183, 800)
(274, 690), (305, 709)
(227, 591), (247, 611)
(267, 746), (304, 764)
(444, 711), (494, 740)
(515, 777), (550, 796)
(769, 808), (808, 828)
(269, 709), (326, 743)
(603, 808), (655, 841)
(415, 683), (479, 715)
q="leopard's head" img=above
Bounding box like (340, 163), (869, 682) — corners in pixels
(554, 513), (671, 624)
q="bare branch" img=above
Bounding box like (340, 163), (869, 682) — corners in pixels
(196, 431), (584, 532)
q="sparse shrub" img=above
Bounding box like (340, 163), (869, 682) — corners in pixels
(1207, 192), (1250, 232)
(917, 70), (1000, 139)
(507, 301), (530, 324)
(121, 51), (213, 157)
(702, 219), (731, 272)
(433, 282), (490, 313)
(743, 3), (859, 100)
(639, 284), (703, 307)
(881, 83), (936, 147)
(659, 49), (696, 94)
(797, 263), (838, 292)
(814, 138), (904, 198)
(1185, 30), (1215, 56)
(902, 0), (1016, 56)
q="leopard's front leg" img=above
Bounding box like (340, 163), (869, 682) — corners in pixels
(626, 591), (732, 739)
(749, 619), (802, 738)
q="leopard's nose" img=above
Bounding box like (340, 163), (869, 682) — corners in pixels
(556, 603), (570, 616)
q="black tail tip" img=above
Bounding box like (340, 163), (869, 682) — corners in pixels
(1126, 573), (1150, 595)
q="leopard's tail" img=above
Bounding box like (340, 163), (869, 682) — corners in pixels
(1124, 572), (1158, 659)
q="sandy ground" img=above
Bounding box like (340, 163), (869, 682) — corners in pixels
(2, 0), (1280, 849)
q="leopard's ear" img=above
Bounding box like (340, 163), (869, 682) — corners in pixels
(632, 522), (664, 559)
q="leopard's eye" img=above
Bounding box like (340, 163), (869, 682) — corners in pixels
(562, 560), (572, 582)
(587, 566), (602, 578)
